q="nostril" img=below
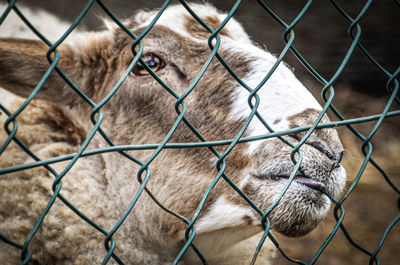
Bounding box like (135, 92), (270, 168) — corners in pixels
(331, 151), (343, 171)
(295, 136), (344, 167)
(310, 140), (336, 161)
(336, 151), (344, 164)
(310, 140), (343, 166)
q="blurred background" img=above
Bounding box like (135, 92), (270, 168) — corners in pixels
(1, 0), (399, 264)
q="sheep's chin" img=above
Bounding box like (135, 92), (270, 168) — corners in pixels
(267, 187), (331, 237)
(246, 166), (345, 237)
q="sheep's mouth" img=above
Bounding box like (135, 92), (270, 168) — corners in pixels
(278, 176), (326, 193)
(267, 175), (327, 194)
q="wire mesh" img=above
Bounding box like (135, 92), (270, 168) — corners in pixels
(0, 0), (399, 264)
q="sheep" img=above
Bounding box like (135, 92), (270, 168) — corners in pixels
(0, 2), (346, 264)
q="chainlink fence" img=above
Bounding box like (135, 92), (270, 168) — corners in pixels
(0, 0), (399, 264)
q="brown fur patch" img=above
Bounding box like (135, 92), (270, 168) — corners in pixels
(13, 101), (86, 146)
(184, 15), (229, 39)
(288, 108), (343, 162)
(242, 215), (253, 225)
(287, 108), (328, 139)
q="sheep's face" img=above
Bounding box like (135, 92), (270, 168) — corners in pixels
(103, 3), (346, 240)
(0, 2), (346, 258)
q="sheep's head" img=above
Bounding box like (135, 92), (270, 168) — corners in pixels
(0, 2), (346, 260)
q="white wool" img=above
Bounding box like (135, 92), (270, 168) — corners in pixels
(225, 40), (322, 155)
(136, 2), (252, 44)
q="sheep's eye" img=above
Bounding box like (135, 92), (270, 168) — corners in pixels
(132, 54), (165, 76)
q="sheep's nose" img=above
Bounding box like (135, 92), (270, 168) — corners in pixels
(310, 140), (343, 169)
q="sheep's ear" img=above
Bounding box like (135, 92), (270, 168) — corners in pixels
(0, 37), (70, 102)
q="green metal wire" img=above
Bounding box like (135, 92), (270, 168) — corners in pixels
(0, 0), (399, 264)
